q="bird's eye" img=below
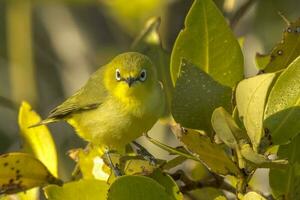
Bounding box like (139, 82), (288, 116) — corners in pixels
(115, 69), (121, 81)
(139, 69), (147, 81)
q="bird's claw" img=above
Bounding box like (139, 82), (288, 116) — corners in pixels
(132, 141), (158, 166)
(104, 148), (124, 177)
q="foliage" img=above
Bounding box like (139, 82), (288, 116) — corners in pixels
(0, 0), (300, 199)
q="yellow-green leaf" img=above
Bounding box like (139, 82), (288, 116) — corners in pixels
(212, 107), (249, 149)
(1, 188), (39, 200)
(107, 175), (172, 200)
(172, 125), (240, 176)
(18, 101), (58, 176)
(171, 60), (232, 135)
(264, 56), (300, 144)
(243, 191), (266, 200)
(257, 18), (300, 72)
(44, 179), (109, 200)
(240, 143), (287, 169)
(236, 73), (278, 151)
(170, 0), (243, 87)
(0, 153), (61, 195)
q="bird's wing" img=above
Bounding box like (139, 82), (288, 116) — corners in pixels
(43, 67), (108, 123)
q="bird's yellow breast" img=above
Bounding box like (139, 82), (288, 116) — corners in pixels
(67, 83), (164, 152)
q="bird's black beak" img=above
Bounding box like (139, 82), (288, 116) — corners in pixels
(125, 77), (135, 87)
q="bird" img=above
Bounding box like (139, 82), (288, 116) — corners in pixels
(33, 52), (165, 162)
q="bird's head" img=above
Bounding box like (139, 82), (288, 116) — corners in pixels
(104, 52), (158, 101)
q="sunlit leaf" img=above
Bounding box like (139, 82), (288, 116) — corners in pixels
(172, 60), (232, 135)
(107, 175), (173, 200)
(132, 17), (173, 116)
(264, 56), (300, 144)
(170, 0), (243, 87)
(150, 170), (183, 200)
(18, 101), (58, 176)
(121, 156), (157, 176)
(243, 191), (266, 200)
(236, 73), (278, 151)
(44, 179), (109, 200)
(257, 17), (300, 72)
(0, 153), (61, 195)
(269, 134), (300, 199)
(69, 147), (109, 180)
(171, 125), (240, 176)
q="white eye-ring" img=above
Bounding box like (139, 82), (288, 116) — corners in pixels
(139, 69), (147, 81)
(115, 69), (121, 81)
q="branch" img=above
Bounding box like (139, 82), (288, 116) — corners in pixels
(230, 0), (257, 29)
(169, 170), (236, 194)
(0, 96), (17, 110)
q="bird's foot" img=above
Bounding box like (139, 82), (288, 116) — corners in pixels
(104, 148), (123, 177)
(132, 141), (157, 166)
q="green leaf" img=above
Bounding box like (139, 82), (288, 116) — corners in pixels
(107, 175), (173, 200)
(257, 18), (300, 72)
(44, 179), (109, 200)
(264, 56), (300, 144)
(212, 107), (249, 149)
(131, 17), (173, 116)
(172, 125), (240, 176)
(236, 73), (278, 151)
(255, 54), (271, 70)
(162, 156), (187, 170)
(18, 101), (58, 177)
(172, 60), (232, 135)
(211, 107), (248, 169)
(170, 0), (243, 87)
(150, 170), (183, 200)
(240, 143), (287, 169)
(269, 134), (300, 199)
(243, 191), (266, 200)
(188, 187), (226, 200)
(0, 153), (61, 195)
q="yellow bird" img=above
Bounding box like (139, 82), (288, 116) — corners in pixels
(35, 52), (165, 160)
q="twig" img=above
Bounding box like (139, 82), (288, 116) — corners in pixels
(0, 96), (17, 110)
(230, 0), (257, 29)
(170, 170), (236, 194)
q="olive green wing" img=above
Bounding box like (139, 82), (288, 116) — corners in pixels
(34, 67), (108, 126)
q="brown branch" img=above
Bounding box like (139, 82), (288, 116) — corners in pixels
(230, 0), (257, 29)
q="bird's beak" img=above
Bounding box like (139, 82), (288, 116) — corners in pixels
(125, 77), (135, 87)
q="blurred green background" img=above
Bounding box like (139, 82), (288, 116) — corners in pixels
(0, 0), (299, 185)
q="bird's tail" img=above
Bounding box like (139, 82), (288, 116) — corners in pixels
(28, 118), (58, 128)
